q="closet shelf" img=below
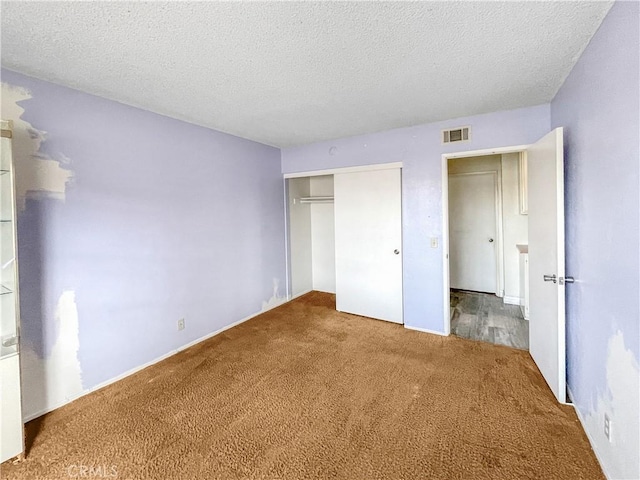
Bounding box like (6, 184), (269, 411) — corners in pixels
(296, 196), (334, 204)
(0, 284), (13, 296)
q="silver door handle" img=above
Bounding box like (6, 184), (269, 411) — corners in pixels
(394, 249), (400, 255)
(559, 276), (575, 285)
(488, 238), (494, 243)
(2, 336), (18, 347)
(543, 274), (557, 283)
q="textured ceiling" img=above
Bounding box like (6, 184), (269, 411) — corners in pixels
(1, 1), (612, 147)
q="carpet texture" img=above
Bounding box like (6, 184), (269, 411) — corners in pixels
(2, 292), (602, 479)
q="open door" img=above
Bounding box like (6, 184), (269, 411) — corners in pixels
(527, 127), (566, 403)
(334, 168), (403, 324)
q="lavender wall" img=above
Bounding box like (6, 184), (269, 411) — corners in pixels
(1, 69), (286, 419)
(551, 1), (639, 477)
(282, 104), (550, 332)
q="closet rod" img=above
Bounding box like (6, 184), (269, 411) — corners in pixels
(296, 196), (334, 204)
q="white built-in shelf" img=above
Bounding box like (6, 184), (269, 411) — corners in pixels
(0, 284), (13, 296)
(0, 120), (24, 461)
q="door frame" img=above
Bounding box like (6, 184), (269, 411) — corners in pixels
(284, 162), (403, 301)
(447, 170), (503, 296)
(283, 161), (403, 179)
(442, 145), (528, 335)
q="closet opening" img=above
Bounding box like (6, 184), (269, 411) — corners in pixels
(285, 163), (404, 324)
(287, 175), (336, 299)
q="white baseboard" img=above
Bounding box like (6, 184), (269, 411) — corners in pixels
(503, 296), (522, 306)
(567, 386), (610, 479)
(289, 289), (313, 300)
(404, 325), (449, 337)
(312, 288), (336, 295)
(23, 297), (293, 423)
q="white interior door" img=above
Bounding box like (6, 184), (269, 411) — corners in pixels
(334, 168), (403, 323)
(527, 127), (566, 403)
(448, 172), (498, 293)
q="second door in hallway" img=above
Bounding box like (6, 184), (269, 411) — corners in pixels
(448, 172), (498, 294)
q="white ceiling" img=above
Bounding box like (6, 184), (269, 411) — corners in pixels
(1, 1), (612, 147)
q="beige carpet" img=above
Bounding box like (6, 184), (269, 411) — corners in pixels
(2, 291), (602, 479)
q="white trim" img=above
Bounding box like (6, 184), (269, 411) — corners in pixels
(283, 177), (291, 298)
(404, 325), (449, 337)
(442, 161), (451, 336)
(283, 161), (402, 179)
(503, 295), (522, 306)
(519, 151), (529, 215)
(567, 387), (609, 477)
(495, 169), (505, 298)
(441, 143), (529, 336)
(22, 297), (293, 423)
(289, 288), (313, 301)
(444, 144), (530, 160)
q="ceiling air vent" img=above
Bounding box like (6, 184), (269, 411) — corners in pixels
(442, 126), (470, 144)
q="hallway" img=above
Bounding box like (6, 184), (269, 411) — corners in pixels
(450, 289), (529, 350)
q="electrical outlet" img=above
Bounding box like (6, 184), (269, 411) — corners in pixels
(604, 413), (612, 442)
(177, 318), (185, 331)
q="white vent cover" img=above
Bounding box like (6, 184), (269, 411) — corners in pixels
(442, 126), (470, 144)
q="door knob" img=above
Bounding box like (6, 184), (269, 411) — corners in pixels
(394, 249), (400, 255)
(543, 274), (557, 283)
(488, 238), (494, 243)
(1, 335), (18, 347)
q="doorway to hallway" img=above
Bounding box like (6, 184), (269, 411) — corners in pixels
(442, 128), (568, 403)
(450, 289), (529, 350)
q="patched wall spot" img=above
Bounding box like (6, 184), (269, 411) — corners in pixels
(20, 290), (83, 419)
(1, 82), (74, 209)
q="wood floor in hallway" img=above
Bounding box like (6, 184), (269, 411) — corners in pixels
(450, 289), (529, 350)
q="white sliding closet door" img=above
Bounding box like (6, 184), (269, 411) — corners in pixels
(334, 168), (403, 324)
